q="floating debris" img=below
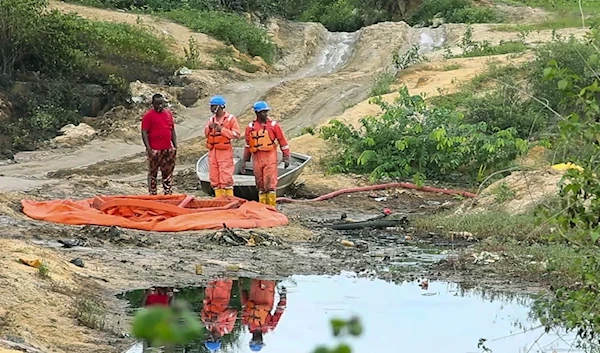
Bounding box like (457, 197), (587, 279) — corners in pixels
(472, 251), (502, 264)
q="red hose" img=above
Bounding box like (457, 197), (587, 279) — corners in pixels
(276, 182), (477, 203)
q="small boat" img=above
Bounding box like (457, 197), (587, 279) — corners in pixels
(196, 147), (312, 201)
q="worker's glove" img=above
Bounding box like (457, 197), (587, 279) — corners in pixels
(283, 156), (290, 169)
(215, 125), (222, 132)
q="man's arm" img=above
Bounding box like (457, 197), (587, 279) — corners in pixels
(220, 116), (241, 140)
(171, 128), (177, 149)
(266, 287), (287, 331)
(243, 125), (252, 163)
(204, 118), (212, 138)
(169, 111), (177, 149)
(273, 123), (290, 158)
(141, 112), (152, 154)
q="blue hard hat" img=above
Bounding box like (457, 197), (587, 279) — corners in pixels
(253, 101), (270, 112)
(209, 95), (226, 106)
(205, 341), (222, 351)
(249, 343), (264, 352)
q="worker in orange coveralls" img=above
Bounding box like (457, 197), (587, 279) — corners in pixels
(240, 279), (287, 352)
(204, 95), (241, 198)
(241, 101), (290, 206)
(201, 279), (238, 352)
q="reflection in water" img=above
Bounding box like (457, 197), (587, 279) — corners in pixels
(120, 274), (583, 353)
(241, 279), (287, 352)
(121, 278), (287, 352)
(202, 279), (237, 351)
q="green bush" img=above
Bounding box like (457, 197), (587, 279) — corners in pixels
(528, 35), (600, 121)
(0, 0), (179, 151)
(408, 0), (502, 26)
(299, 0), (364, 32)
(161, 9), (276, 63)
(463, 86), (548, 139)
(369, 73), (395, 97)
(62, 0), (400, 32)
(321, 87), (528, 183)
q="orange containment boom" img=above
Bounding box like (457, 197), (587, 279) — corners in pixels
(21, 194), (289, 232)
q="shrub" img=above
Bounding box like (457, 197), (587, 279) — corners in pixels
(369, 73), (395, 97)
(0, 0), (179, 150)
(463, 86), (548, 139)
(528, 34), (600, 121)
(1, 1), (178, 82)
(408, 0), (502, 26)
(321, 87), (528, 183)
(160, 9), (276, 63)
(299, 0), (364, 32)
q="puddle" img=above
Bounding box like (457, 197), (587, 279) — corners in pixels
(121, 274), (581, 353)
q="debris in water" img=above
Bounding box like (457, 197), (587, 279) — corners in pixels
(195, 264), (203, 275)
(472, 251), (501, 264)
(70, 258), (85, 268)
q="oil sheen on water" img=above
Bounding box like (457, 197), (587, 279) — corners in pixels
(121, 273), (580, 353)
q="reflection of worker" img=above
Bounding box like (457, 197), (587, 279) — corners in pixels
(241, 279), (287, 352)
(142, 287), (173, 307)
(204, 95), (241, 198)
(141, 93), (177, 195)
(241, 101), (290, 206)
(201, 279), (238, 352)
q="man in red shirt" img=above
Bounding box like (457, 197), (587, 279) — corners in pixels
(141, 94), (178, 195)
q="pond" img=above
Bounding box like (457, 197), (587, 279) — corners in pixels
(120, 272), (581, 353)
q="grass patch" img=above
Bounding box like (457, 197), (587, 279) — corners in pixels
(463, 237), (586, 287)
(494, 0), (600, 31)
(452, 40), (529, 58)
(408, 0), (504, 26)
(413, 210), (547, 240)
(440, 63), (462, 71)
(38, 261), (50, 279)
(73, 298), (107, 330)
(370, 73), (395, 97)
(158, 9), (276, 64)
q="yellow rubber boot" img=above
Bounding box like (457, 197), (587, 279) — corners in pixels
(224, 189), (234, 197)
(258, 193), (267, 204)
(214, 189), (223, 197)
(266, 192), (277, 207)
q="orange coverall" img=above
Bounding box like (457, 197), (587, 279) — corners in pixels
(243, 119), (290, 204)
(204, 112), (240, 196)
(201, 279), (237, 337)
(241, 279), (287, 334)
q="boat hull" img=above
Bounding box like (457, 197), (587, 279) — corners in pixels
(196, 148), (311, 201)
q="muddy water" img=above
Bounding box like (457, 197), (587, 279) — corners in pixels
(121, 274), (580, 353)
